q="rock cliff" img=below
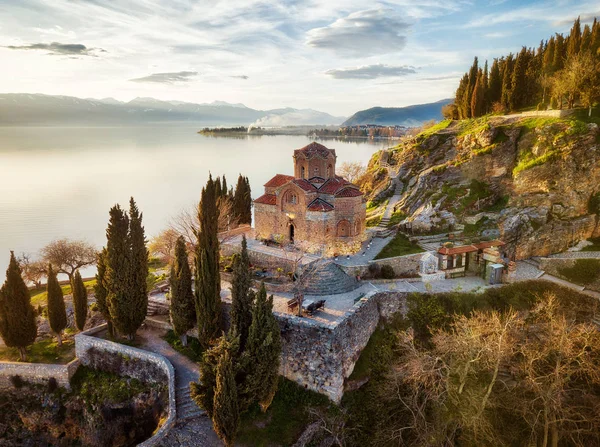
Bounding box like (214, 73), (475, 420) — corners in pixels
(359, 114), (600, 259)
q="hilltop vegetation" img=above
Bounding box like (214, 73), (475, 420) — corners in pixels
(356, 111), (600, 259)
(446, 17), (600, 119)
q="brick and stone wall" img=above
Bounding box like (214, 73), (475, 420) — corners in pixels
(338, 252), (424, 278)
(75, 325), (176, 447)
(0, 358), (80, 390)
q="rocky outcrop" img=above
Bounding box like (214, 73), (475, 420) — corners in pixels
(359, 116), (600, 259)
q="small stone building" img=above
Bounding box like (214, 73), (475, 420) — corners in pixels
(254, 142), (366, 254)
(437, 240), (506, 279)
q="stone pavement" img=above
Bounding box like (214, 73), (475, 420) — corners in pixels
(136, 328), (222, 447)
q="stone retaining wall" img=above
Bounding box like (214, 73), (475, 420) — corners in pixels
(275, 290), (408, 403)
(337, 251), (423, 278)
(75, 325), (176, 447)
(0, 358), (80, 390)
(221, 243), (310, 273)
(537, 257), (600, 292)
(221, 271), (292, 293)
(518, 109), (575, 118)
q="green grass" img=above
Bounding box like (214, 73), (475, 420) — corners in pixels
(416, 119), (452, 139)
(374, 233), (424, 259)
(582, 237), (600, 252)
(29, 279), (96, 307)
(70, 366), (149, 405)
(238, 377), (330, 447)
(163, 330), (204, 362)
(387, 210), (407, 227)
(366, 215), (382, 227)
(558, 259), (600, 287)
(0, 337), (75, 364)
(513, 149), (561, 175)
(456, 116), (492, 137)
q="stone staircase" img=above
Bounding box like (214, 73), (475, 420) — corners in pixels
(147, 298), (169, 316)
(373, 179), (404, 239)
(176, 384), (205, 424)
(300, 261), (360, 295)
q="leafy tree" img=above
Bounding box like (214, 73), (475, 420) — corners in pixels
(0, 252), (37, 361)
(40, 238), (97, 283)
(94, 248), (113, 336)
(46, 264), (67, 346)
(195, 176), (222, 348)
(243, 283), (281, 412)
(127, 197), (148, 337)
(148, 228), (179, 265)
(71, 270), (88, 331)
(230, 235), (253, 351)
(212, 349), (240, 447)
(169, 236), (195, 346)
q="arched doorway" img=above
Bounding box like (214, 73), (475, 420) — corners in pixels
(289, 223), (295, 243)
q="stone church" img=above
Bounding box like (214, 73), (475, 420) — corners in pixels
(254, 142), (366, 254)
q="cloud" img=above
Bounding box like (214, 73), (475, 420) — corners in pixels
(306, 8), (411, 57)
(3, 42), (104, 56)
(129, 71), (198, 84)
(325, 64), (417, 80)
(230, 75), (249, 79)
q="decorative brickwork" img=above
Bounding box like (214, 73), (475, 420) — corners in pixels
(255, 142), (366, 255)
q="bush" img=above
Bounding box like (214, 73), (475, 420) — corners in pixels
(367, 264), (381, 279)
(10, 375), (24, 388)
(380, 265), (395, 279)
(558, 259), (600, 286)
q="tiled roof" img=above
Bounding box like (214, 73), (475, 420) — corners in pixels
(438, 240), (504, 255)
(293, 178), (318, 192)
(264, 174), (294, 188)
(254, 194), (277, 205)
(308, 176), (326, 184)
(335, 186), (363, 198)
(318, 177), (348, 194)
(294, 142), (334, 159)
(306, 198), (334, 212)
(474, 240), (505, 249)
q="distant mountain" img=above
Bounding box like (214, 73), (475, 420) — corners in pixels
(0, 93), (344, 127)
(342, 98), (453, 127)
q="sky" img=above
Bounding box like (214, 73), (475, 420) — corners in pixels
(0, 0), (598, 116)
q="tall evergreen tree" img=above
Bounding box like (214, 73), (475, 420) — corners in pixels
(511, 47), (529, 111)
(230, 236), (253, 351)
(543, 36), (556, 73)
(215, 176), (222, 199)
(243, 283), (281, 412)
(170, 236), (195, 346)
(482, 61), (489, 113)
(553, 33), (566, 71)
(0, 252), (37, 360)
(105, 204), (131, 338)
(46, 264), (67, 346)
(488, 58), (502, 105)
(581, 24), (592, 53)
(567, 16), (582, 59)
(501, 54), (514, 111)
(221, 176), (228, 198)
(455, 74), (469, 119)
(94, 248), (113, 336)
(243, 177), (252, 225)
(195, 176), (222, 348)
(212, 349), (240, 447)
(72, 270), (88, 331)
(471, 70), (485, 117)
(233, 174), (246, 225)
(127, 197), (148, 338)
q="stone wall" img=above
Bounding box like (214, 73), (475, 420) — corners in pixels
(275, 291), (408, 403)
(75, 325), (176, 447)
(537, 256), (600, 292)
(221, 242), (309, 273)
(518, 109), (575, 118)
(338, 252), (424, 278)
(0, 358), (80, 390)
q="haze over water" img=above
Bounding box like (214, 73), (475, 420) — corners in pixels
(0, 126), (391, 277)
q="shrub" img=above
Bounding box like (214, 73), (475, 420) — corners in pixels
(380, 265), (395, 279)
(558, 259), (600, 286)
(10, 375), (24, 388)
(47, 377), (58, 393)
(367, 264), (381, 279)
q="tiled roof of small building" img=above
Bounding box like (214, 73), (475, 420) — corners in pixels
(306, 198), (334, 212)
(254, 194), (277, 205)
(293, 178), (318, 192)
(474, 240), (505, 249)
(264, 174), (294, 188)
(294, 142), (334, 159)
(318, 177), (349, 194)
(335, 186), (363, 198)
(438, 240), (504, 255)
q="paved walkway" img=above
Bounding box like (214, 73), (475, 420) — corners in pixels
(136, 328), (222, 447)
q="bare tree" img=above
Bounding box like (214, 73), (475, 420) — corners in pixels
(337, 161), (367, 184)
(40, 239), (97, 282)
(148, 228), (180, 265)
(17, 253), (46, 289)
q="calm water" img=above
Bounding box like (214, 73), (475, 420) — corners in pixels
(0, 127), (392, 278)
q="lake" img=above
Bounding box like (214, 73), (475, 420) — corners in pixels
(0, 127), (393, 278)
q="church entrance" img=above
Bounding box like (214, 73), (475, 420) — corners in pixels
(289, 223), (295, 243)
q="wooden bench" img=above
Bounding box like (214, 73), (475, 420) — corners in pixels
(287, 297), (300, 312)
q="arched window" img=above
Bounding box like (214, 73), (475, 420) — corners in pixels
(336, 220), (351, 237)
(301, 166), (305, 179)
(327, 164), (332, 177)
(314, 166), (319, 176)
(287, 192), (297, 204)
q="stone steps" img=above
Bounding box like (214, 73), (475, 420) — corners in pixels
(300, 262), (359, 295)
(175, 385), (205, 423)
(147, 299), (169, 316)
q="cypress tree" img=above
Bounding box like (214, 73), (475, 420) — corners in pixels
(233, 174), (246, 224)
(230, 235), (253, 351)
(482, 61), (489, 113)
(0, 251), (37, 361)
(591, 18), (600, 55)
(455, 74), (469, 119)
(243, 177), (252, 225)
(94, 248), (113, 336)
(127, 197), (148, 339)
(212, 349), (240, 447)
(72, 270), (88, 331)
(46, 264), (67, 346)
(553, 33), (566, 71)
(215, 176), (222, 199)
(567, 16), (582, 59)
(501, 54), (514, 111)
(543, 36), (556, 73)
(488, 58), (502, 105)
(511, 47), (529, 111)
(105, 204), (131, 338)
(195, 176), (222, 348)
(243, 283), (281, 412)
(169, 236), (195, 346)
(221, 176), (228, 198)
(471, 70), (485, 117)
(581, 24), (592, 53)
